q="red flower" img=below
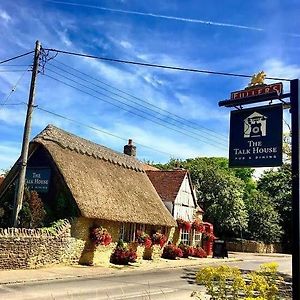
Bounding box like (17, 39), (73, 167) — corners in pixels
(192, 220), (205, 233)
(90, 227), (112, 246)
(193, 246), (207, 258)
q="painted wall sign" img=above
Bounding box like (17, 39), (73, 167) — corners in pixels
(25, 168), (51, 193)
(229, 104), (283, 167)
(230, 83), (283, 101)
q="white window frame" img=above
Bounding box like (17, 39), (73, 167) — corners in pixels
(194, 230), (202, 247)
(180, 229), (190, 245)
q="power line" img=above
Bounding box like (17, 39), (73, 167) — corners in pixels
(49, 59), (228, 141)
(0, 70), (29, 72)
(34, 105), (178, 158)
(0, 51), (34, 65)
(0, 70), (29, 111)
(43, 47), (291, 81)
(42, 70), (228, 150)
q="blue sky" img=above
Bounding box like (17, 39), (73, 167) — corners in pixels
(0, 0), (299, 172)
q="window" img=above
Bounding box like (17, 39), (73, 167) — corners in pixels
(119, 223), (136, 242)
(194, 231), (202, 247)
(180, 229), (190, 245)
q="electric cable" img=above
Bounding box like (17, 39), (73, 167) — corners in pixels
(41, 71), (228, 150)
(0, 51), (34, 65)
(34, 104), (181, 158)
(42, 47), (291, 81)
(0, 69), (29, 111)
(49, 59), (228, 141)
(46, 62), (228, 144)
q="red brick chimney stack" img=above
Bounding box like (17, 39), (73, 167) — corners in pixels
(124, 139), (136, 157)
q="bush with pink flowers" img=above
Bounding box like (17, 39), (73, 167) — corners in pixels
(192, 246), (207, 258)
(162, 243), (183, 260)
(178, 242), (195, 258)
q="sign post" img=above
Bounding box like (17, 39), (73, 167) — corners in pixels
(219, 73), (299, 300)
(290, 79), (300, 300)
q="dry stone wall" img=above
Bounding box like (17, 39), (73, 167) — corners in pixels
(0, 220), (85, 269)
(226, 240), (282, 253)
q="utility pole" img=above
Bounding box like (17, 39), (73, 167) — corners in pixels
(12, 40), (41, 227)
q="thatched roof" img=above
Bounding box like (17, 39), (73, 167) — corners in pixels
(1, 125), (176, 227)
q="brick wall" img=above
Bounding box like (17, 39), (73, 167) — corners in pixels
(0, 220), (84, 269)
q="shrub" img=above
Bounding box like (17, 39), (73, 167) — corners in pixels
(178, 242), (194, 258)
(110, 240), (137, 265)
(192, 246), (207, 258)
(90, 226), (112, 246)
(162, 243), (183, 259)
(202, 232), (216, 242)
(195, 263), (286, 300)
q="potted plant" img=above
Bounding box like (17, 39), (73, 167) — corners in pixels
(162, 243), (183, 260)
(110, 240), (137, 265)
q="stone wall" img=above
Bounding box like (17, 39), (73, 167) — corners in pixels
(226, 240), (282, 253)
(0, 220), (84, 269)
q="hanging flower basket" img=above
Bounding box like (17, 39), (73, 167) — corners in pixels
(192, 220), (205, 233)
(135, 230), (152, 249)
(151, 231), (167, 248)
(176, 218), (192, 232)
(90, 226), (112, 246)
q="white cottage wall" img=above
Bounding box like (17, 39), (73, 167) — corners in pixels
(173, 174), (196, 221)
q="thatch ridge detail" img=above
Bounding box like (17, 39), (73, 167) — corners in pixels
(33, 125), (143, 172)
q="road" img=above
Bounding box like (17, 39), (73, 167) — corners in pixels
(0, 255), (291, 300)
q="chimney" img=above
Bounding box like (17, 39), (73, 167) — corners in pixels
(123, 139), (136, 157)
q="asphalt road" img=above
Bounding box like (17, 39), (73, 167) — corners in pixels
(0, 255), (292, 300)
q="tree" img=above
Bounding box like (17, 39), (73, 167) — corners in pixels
(245, 191), (282, 243)
(257, 164), (292, 248)
(185, 158), (248, 238)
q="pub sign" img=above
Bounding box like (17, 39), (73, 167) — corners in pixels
(229, 104), (283, 167)
(25, 168), (51, 193)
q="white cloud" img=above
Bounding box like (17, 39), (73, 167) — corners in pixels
(119, 40), (132, 49)
(263, 58), (300, 90)
(0, 9), (11, 23)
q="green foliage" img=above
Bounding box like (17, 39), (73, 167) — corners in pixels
(185, 157), (249, 237)
(41, 219), (67, 235)
(194, 262), (286, 299)
(19, 190), (46, 228)
(0, 183), (15, 227)
(245, 191), (282, 243)
(257, 165), (292, 245)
